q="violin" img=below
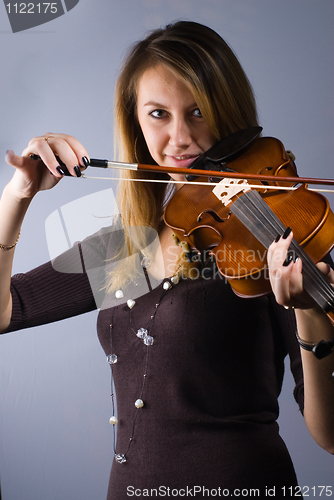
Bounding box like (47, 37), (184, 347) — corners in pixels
(29, 129), (334, 356)
(65, 130), (334, 356)
(87, 130), (334, 326)
(162, 134), (334, 333)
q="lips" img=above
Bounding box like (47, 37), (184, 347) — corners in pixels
(165, 155), (200, 169)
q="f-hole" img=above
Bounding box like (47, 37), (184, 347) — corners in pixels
(197, 209), (231, 223)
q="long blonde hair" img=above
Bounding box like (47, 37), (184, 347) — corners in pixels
(107, 21), (259, 293)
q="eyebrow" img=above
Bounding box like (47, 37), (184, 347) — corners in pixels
(143, 101), (198, 108)
(143, 101), (166, 107)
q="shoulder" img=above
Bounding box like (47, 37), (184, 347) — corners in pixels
(51, 216), (124, 274)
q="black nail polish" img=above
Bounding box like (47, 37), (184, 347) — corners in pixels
(283, 255), (293, 267)
(283, 249), (296, 266)
(282, 227), (292, 239)
(82, 156), (90, 168)
(74, 165), (81, 177)
(30, 154), (40, 160)
(55, 156), (71, 176)
(56, 166), (65, 176)
(55, 155), (65, 167)
(274, 234), (281, 243)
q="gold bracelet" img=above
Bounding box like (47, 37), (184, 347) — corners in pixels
(0, 230), (21, 250)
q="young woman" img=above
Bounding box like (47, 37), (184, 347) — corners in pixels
(1, 21), (334, 499)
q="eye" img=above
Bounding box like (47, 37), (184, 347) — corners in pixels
(193, 108), (203, 118)
(149, 109), (168, 119)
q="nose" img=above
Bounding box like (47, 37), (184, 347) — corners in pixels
(168, 117), (192, 149)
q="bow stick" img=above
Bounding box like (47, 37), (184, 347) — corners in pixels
(87, 158), (334, 188)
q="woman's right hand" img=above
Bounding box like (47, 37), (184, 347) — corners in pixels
(5, 133), (90, 200)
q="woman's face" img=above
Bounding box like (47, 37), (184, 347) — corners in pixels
(136, 64), (216, 184)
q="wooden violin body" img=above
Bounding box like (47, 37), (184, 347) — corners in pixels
(164, 136), (334, 298)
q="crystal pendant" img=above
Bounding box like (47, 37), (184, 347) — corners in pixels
(141, 256), (151, 268)
(136, 328), (148, 339)
(143, 335), (154, 346)
(127, 299), (136, 309)
(115, 453), (127, 464)
(107, 354), (118, 364)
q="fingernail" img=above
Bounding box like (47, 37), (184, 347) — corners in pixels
(274, 234), (280, 243)
(30, 154), (40, 160)
(283, 255), (293, 266)
(56, 166), (65, 176)
(282, 227), (292, 239)
(55, 156), (71, 176)
(74, 165), (81, 177)
(82, 156), (90, 167)
(283, 249), (296, 266)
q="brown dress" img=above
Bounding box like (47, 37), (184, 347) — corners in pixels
(5, 226), (304, 499)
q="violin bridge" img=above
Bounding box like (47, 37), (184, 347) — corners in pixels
(212, 178), (251, 206)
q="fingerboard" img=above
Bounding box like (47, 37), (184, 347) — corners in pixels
(230, 190), (334, 312)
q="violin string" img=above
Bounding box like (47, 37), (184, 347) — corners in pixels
(231, 191), (334, 311)
(80, 174), (334, 194)
(309, 187), (334, 194)
(243, 192), (334, 310)
(80, 172), (334, 308)
(288, 238), (334, 309)
(239, 191), (334, 310)
(82, 174), (214, 187)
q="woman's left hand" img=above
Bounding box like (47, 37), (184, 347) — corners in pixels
(267, 229), (334, 310)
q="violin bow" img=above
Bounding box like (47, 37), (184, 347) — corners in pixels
(86, 158), (334, 188)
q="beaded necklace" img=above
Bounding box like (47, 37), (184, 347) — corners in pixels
(107, 260), (181, 464)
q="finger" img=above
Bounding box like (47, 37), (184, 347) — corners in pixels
(28, 152), (71, 176)
(38, 134), (90, 173)
(328, 267), (334, 285)
(288, 257), (304, 296)
(267, 230), (299, 305)
(269, 245), (314, 308)
(316, 262), (330, 275)
(269, 264), (293, 304)
(22, 138), (65, 178)
(23, 136), (81, 177)
(270, 262), (305, 308)
(267, 230), (293, 273)
(57, 134), (90, 168)
(24, 134), (89, 177)
(316, 262), (334, 285)
(5, 149), (38, 170)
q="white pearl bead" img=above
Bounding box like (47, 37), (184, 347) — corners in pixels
(163, 281), (171, 290)
(127, 299), (136, 309)
(109, 416), (118, 425)
(115, 289), (124, 299)
(135, 398), (144, 408)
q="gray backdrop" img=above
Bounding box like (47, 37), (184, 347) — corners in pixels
(0, 1), (333, 499)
